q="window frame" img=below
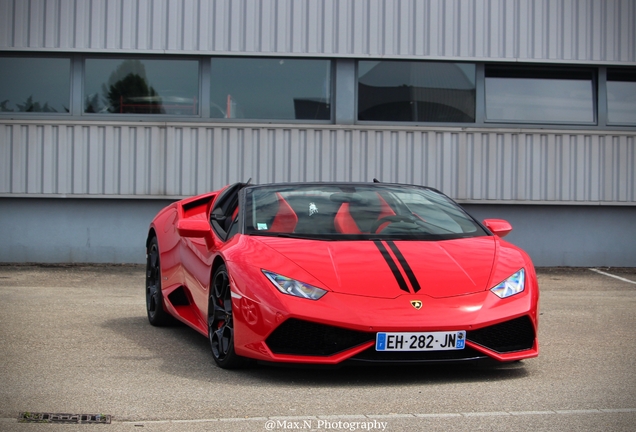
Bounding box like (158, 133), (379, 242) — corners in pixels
(207, 56), (335, 124)
(0, 53), (633, 131)
(483, 64), (598, 126)
(605, 67), (636, 127)
(355, 59), (478, 126)
(0, 53), (73, 117)
(81, 54), (203, 119)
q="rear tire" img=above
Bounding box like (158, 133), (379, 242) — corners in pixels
(145, 237), (172, 326)
(208, 264), (251, 369)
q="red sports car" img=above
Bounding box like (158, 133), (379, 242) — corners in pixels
(146, 181), (539, 368)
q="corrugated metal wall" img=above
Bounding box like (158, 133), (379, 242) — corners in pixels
(1, 0), (634, 63)
(1, 0), (635, 205)
(2, 122), (634, 203)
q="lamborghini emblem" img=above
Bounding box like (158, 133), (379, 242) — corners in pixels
(410, 300), (423, 310)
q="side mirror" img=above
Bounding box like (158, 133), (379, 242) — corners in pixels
(483, 219), (512, 238)
(177, 219), (211, 238)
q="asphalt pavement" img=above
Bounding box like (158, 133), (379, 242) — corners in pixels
(0, 265), (635, 432)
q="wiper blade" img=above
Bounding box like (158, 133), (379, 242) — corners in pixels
(252, 232), (324, 240)
(274, 233), (314, 239)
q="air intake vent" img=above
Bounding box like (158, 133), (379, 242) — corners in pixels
(467, 315), (535, 353)
(266, 318), (374, 356)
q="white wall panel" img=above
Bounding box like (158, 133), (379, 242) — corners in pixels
(1, 0), (634, 63)
(2, 122), (634, 204)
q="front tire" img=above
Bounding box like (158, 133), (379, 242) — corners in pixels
(145, 237), (172, 326)
(208, 264), (250, 369)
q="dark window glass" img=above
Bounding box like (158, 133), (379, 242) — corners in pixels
(210, 58), (331, 120)
(84, 59), (199, 115)
(607, 68), (636, 125)
(357, 61), (476, 122)
(485, 66), (595, 123)
(243, 184), (486, 240)
(0, 57), (70, 113)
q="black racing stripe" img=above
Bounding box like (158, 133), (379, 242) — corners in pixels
(374, 240), (410, 293)
(387, 241), (422, 293)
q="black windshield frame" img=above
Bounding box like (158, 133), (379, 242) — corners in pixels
(238, 183), (488, 241)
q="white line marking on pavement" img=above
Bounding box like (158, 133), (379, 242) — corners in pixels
(601, 409), (636, 413)
(509, 411), (555, 416)
(368, 414), (416, 419)
(5, 408), (634, 426)
(99, 408), (636, 425)
(556, 409), (600, 414)
(589, 268), (636, 285)
(462, 411), (510, 417)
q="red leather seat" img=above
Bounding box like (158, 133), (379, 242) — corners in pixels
(269, 193), (298, 233)
(334, 194), (395, 234)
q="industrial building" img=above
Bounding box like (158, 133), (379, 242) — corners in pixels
(1, 0), (635, 266)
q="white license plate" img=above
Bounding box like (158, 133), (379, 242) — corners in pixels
(375, 331), (466, 351)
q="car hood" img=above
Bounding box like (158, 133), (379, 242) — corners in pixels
(251, 236), (498, 299)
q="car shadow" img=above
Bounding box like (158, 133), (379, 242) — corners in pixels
(103, 315), (530, 386)
(244, 360), (530, 387)
(102, 315), (214, 379)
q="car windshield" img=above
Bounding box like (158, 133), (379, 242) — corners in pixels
(243, 184), (488, 240)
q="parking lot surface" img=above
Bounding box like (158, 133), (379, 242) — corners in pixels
(0, 265), (635, 431)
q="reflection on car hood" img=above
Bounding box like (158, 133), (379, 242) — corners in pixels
(253, 237), (497, 299)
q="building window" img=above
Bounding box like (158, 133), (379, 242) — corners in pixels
(485, 66), (595, 124)
(210, 58), (331, 120)
(0, 57), (70, 113)
(84, 58), (199, 115)
(607, 69), (636, 125)
(357, 61), (476, 123)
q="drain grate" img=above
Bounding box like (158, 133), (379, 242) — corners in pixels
(19, 412), (111, 424)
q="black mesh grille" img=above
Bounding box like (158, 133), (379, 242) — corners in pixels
(351, 346), (486, 363)
(467, 316), (535, 353)
(266, 319), (374, 356)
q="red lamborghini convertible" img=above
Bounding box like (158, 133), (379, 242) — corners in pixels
(146, 181), (539, 368)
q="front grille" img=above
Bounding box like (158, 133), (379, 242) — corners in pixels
(266, 316), (535, 358)
(266, 318), (374, 356)
(350, 346), (486, 363)
(467, 315), (535, 353)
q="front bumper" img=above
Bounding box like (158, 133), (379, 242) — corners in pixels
(230, 272), (539, 364)
(260, 315), (536, 365)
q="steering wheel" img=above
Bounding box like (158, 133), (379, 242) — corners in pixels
(370, 215), (418, 233)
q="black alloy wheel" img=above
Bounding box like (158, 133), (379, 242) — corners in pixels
(145, 237), (172, 326)
(208, 264), (250, 369)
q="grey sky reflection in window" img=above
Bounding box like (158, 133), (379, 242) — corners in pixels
(84, 59), (199, 115)
(485, 67), (595, 123)
(607, 69), (636, 125)
(210, 58), (331, 120)
(358, 61), (476, 122)
(0, 57), (70, 113)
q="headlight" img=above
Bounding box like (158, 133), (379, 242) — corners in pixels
(490, 269), (525, 299)
(262, 270), (327, 300)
